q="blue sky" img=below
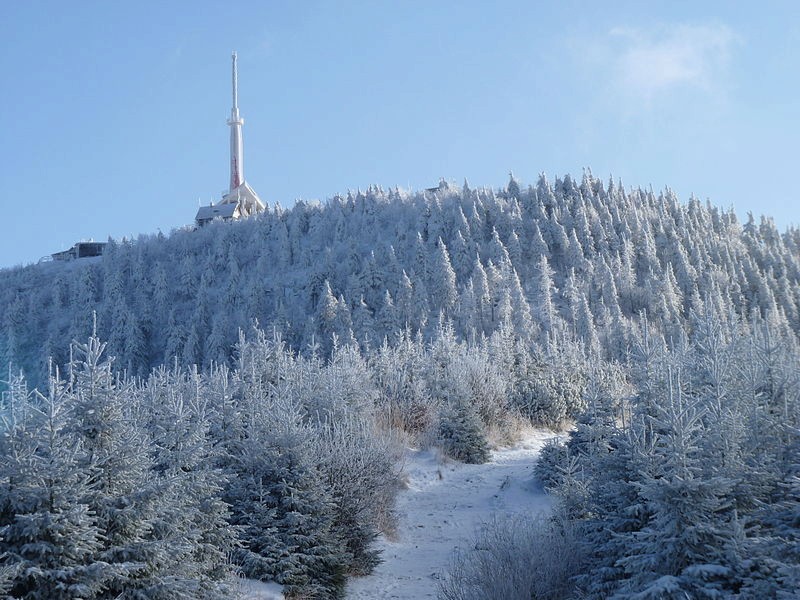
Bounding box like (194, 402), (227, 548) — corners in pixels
(1, 1), (798, 268)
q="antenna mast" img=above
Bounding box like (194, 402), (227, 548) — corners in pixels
(232, 51), (238, 110)
(228, 50), (244, 191)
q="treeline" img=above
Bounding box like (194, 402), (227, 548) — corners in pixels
(2, 173), (799, 390)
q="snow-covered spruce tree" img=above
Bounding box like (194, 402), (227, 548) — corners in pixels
(533, 438), (570, 492)
(760, 425), (800, 596)
(539, 331), (673, 597)
(437, 397), (490, 464)
(135, 365), (239, 596)
(67, 331), (235, 599)
(225, 434), (346, 599)
(611, 369), (740, 599)
(563, 422), (657, 599)
(0, 368), (110, 599)
(67, 332), (166, 597)
(733, 316), (800, 597)
(220, 330), (351, 596)
(737, 424), (800, 598)
(428, 238), (459, 316)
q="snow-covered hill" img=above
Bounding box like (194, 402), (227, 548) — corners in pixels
(4, 173), (800, 393)
(2, 174), (798, 597)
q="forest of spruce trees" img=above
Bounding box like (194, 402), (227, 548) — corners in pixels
(1, 172), (799, 598)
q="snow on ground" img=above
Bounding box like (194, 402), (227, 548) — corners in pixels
(345, 429), (558, 600)
(238, 579), (285, 599)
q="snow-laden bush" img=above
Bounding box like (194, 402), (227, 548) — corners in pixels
(512, 358), (587, 429)
(311, 413), (404, 575)
(371, 333), (437, 436)
(446, 350), (513, 434)
(438, 514), (582, 600)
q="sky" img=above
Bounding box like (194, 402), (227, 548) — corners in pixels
(1, 1), (798, 268)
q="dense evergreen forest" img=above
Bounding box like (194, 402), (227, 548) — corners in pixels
(3, 172), (800, 387)
(1, 172), (798, 598)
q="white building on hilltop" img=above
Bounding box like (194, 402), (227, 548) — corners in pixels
(196, 52), (265, 226)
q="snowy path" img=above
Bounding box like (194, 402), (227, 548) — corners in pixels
(345, 430), (556, 600)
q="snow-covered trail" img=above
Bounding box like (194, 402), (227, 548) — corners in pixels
(345, 430), (556, 600)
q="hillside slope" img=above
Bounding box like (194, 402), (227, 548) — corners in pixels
(2, 173), (798, 389)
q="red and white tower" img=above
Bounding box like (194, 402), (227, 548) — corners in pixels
(196, 51), (265, 226)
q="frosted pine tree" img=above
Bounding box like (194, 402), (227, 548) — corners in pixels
(67, 330), (232, 599)
(429, 238), (458, 315)
(395, 270), (415, 329)
(376, 290), (399, 342)
(225, 435), (346, 599)
(471, 257), (492, 335)
(437, 398), (490, 464)
(0, 368), (111, 599)
(316, 280), (340, 355)
(613, 370), (739, 599)
(532, 254), (560, 341)
(137, 366), (238, 597)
